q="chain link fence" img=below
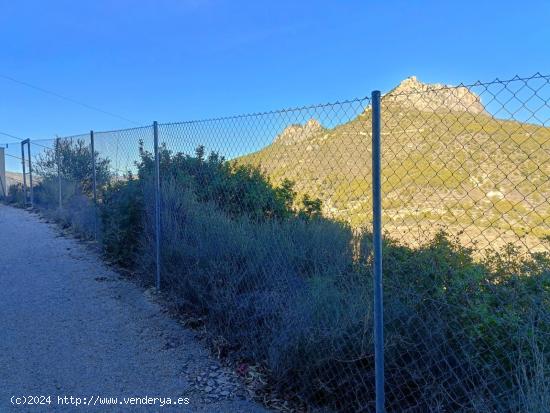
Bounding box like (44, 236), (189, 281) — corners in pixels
(1, 74), (549, 412)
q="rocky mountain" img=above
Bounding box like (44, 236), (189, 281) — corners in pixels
(385, 76), (486, 115)
(239, 77), (550, 253)
(274, 119), (324, 146)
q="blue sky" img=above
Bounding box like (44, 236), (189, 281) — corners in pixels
(1, 0), (549, 144)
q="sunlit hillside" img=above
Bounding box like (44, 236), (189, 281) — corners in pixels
(240, 77), (550, 253)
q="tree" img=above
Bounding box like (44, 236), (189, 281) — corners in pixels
(34, 138), (111, 195)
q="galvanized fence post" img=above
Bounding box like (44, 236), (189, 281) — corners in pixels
(21, 141), (28, 205)
(90, 130), (98, 240)
(371, 90), (385, 413)
(0, 147), (6, 199)
(27, 140), (33, 208)
(56, 137), (62, 209)
(153, 121), (161, 291)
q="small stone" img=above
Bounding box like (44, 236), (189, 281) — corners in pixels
(204, 386), (212, 393)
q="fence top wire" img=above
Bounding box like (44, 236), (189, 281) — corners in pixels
(49, 97), (372, 140)
(90, 124), (153, 137)
(159, 95), (371, 127)
(56, 133), (92, 141)
(30, 138), (57, 147)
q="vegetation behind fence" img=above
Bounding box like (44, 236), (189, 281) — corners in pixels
(2, 74), (549, 412)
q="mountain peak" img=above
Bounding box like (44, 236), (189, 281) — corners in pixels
(274, 119), (323, 146)
(394, 75), (422, 91)
(386, 76), (486, 115)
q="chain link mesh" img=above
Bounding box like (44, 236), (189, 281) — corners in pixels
(1, 73), (549, 412)
(379, 74), (549, 412)
(382, 74), (550, 255)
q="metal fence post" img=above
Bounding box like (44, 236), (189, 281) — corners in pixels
(153, 121), (161, 291)
(27, 140), (33, 208)
(90, 130), (98, 240)
(371, 90), (385, 413)
(21, 141), (28, 205)
(0, 147), (6, 199)
(56, 137), (62, 209)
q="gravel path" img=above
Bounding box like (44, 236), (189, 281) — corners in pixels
(0, 205), (268, 413)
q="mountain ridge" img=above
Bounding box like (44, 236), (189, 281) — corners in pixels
(384, 76), (487, 115)
(239, 77), (550, 253)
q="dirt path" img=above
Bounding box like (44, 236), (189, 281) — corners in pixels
(0, 205), (267, 413)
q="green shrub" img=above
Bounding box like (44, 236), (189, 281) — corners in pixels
(30, 177), (97, 237)
(33, 141), (549, 412)
(12, 139), (112, 238)
(6, 183), (25, 206)
(376, 234), (550, 412)
(100, 176), (144, 266)
(136, 143), (315, 222)
(34, 138), (110, 196)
